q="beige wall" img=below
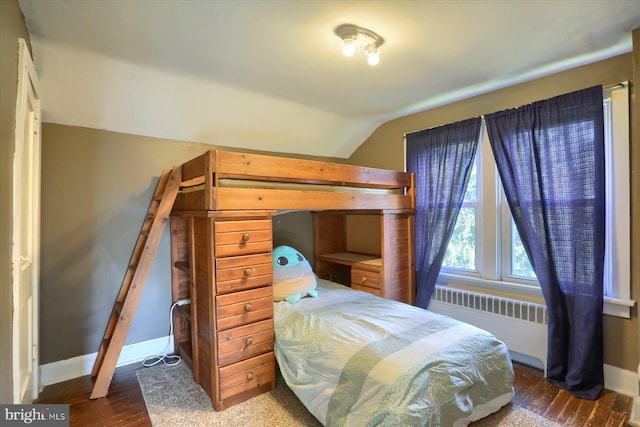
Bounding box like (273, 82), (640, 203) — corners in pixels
(273, 211), (315, 263)
(349, 53), (638, 372)
(40, 125), (209, 363)
(0, 0), (31, 403)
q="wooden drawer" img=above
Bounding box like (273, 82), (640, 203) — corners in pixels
(217, 319), (274, 366)
(216, 286), (273, 330)
(218, 352), (275, 401)
(214, 220), (272, 257)
(351, 267), (381, 290)
(216, 253), (272, 294)
(352, 283), (382, 297)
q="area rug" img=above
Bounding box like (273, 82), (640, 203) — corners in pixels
(137, 363), (562, 427)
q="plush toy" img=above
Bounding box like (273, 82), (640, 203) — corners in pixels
(272, 245), (318, 303)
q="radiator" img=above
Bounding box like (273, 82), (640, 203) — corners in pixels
(429, 285), (548, 373)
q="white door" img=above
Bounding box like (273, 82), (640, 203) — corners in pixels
(12, 38), (41, 404)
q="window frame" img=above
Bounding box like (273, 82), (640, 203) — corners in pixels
(601, 84), (633, 317)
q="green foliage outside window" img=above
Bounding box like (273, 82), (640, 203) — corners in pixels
(443, 162), (477, 271)
(511, 221), (536, 278)
(443, 207), (475, 270)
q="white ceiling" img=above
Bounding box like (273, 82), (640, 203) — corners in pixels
(18, 0), (640, 158)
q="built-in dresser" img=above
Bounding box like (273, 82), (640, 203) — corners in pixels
(313, 210), (414, 304)
(169, 210), (276, 411)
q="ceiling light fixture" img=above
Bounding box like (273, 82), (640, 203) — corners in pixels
(335, 24), (384, 66)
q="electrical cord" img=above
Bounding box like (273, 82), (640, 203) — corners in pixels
(142, 302), (182, 368)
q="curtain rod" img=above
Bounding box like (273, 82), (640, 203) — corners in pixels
(604, 81), (629, 90)
(404, 82), (629, 137)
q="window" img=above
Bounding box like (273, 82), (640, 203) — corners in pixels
(441, 124), (539, 287)
(438, 84), (633, 317)
(509, 220), (536, 279)
(442, 161), (477, 271)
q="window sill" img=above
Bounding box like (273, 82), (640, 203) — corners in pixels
(437, 273), (635, 319)
(604, 296), (636, 318)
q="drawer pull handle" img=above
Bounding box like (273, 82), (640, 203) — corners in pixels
(360, 276), (367, 283)
(244, 304), (253, 312)
(246, 372), (254, 381)
(244, 268), (252, 277)
(244, 337), (254, 349)
(242, 233), (251, 242)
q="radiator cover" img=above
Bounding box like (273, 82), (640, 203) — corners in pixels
(429, 285), (548, 373)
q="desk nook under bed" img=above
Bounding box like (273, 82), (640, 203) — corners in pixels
(168, 150), (417, 411)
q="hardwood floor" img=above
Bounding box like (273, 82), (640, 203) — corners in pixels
(35, 361), (633, 426)
(492, 363), (633, 427)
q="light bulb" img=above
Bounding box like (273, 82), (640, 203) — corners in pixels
(342, 39), (356, 57)
(367, 49), (380, 66)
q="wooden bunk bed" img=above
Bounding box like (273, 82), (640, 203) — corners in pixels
(169, 149), (417, 411)
(173, 149), (415, 211)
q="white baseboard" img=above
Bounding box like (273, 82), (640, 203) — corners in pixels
(628, 364), (640, 426)
(604, 363), (638, 398)
(631, 396), (640, 426)
(39, 336), (173, 386)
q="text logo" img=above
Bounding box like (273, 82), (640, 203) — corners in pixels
(0, 405), (69, 426)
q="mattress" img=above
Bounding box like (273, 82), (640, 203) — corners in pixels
(273, 280), (514, 427)
(179, 179), (400, 194)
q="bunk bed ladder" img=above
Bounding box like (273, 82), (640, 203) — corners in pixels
(90, 166), (182, 399)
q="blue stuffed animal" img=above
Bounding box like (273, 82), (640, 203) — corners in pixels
(272, 245), (318, 303)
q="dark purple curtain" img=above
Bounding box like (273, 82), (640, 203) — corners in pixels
(485, 86), (605, 400)
(406, 118), (481, 309)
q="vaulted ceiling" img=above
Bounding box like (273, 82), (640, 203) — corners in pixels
(18, 0), (640, 158)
